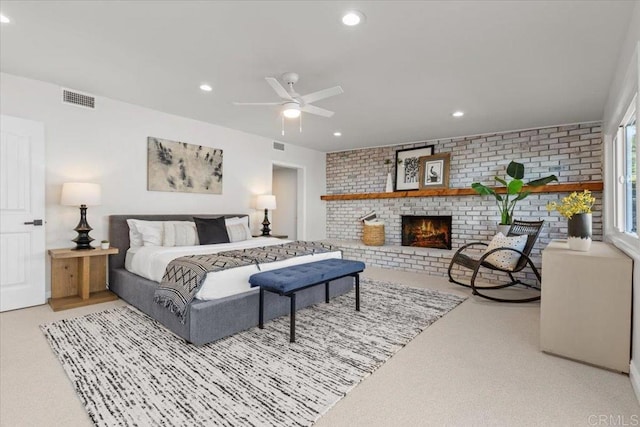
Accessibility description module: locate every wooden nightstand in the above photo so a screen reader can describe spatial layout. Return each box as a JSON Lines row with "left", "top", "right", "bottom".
{"left": 48, "top": 247, "right": 119, "bottom": 311}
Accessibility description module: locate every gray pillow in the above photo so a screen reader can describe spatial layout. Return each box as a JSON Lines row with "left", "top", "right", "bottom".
{"left": 193, "top": 217, "right": 230, "bottom": 245}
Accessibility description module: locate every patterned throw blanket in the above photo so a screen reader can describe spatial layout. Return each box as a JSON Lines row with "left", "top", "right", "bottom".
{"left": 154, "top": 241, "right": 339, "bottom": 322}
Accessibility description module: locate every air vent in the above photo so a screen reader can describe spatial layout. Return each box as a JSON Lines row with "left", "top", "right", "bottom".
{"left": 62, "top": 88, "right": 95, "bottom": 109}
{"left": 273, "top": 141, "right": 285, "bottom": 151}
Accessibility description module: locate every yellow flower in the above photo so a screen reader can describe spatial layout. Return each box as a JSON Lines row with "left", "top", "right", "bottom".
{"left": 546, "top": 190, "right": 596, "bottom": 219}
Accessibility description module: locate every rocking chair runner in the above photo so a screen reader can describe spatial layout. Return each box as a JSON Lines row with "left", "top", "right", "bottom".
{"left": 447, "top": 220, "right": 544, "bottom": 303}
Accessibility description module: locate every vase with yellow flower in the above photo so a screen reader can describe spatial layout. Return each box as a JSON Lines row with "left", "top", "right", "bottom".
{"left": 546, "top": 190, "right": 596, "bottom": 251}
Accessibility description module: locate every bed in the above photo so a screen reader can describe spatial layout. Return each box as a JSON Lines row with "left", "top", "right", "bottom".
{"left": 108, "top": 214, "right": 354, "bottom": 345}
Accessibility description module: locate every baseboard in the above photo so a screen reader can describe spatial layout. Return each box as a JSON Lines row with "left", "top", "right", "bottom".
{"left": 629, "top": 359, "right": 640, "bottom": 404}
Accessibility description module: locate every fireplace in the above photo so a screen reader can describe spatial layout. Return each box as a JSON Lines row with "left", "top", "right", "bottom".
{"left": 401, "top": 215, "right": 452, "bottom": 249}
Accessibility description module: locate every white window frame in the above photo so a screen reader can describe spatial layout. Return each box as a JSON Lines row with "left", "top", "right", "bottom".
{"left": 612, "top": 93, "right": 639, "bottom": 243}
{"left": 625, "top": 96, "right": 637, "bottom": 236}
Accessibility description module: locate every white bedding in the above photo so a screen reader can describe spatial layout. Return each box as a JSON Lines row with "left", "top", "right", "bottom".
{"left": 125, "top": 237, "right": 342, "bottom": 300}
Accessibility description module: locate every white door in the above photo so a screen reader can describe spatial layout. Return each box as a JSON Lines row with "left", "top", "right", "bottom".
{"left": 0, "top": 115, "right": 46, "bottom": 312}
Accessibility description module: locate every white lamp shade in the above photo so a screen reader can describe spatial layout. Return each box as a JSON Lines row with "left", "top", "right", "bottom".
{"left": 256, "top": 194, "right": 276, "bottom": 210}
{"left": 61, "top": 182, "right": 102, "bottom": 206}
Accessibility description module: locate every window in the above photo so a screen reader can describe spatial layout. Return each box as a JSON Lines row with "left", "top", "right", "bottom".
{"left": 624, "top": 115, "right": 637, "bottom": 233}
{"left": 615, "top": 95, "right": 638, "bottom": 236}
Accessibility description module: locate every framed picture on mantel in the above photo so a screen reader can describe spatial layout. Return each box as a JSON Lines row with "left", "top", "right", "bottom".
{"left": 418, "top": 153, "right": 450, "bottom": 189}
{"left": 394, "top": 146, "right": 434, "bottom": 191}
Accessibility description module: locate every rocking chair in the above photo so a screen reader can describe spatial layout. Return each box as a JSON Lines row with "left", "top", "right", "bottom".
{"left": 447, "top": 220, "right": 544, "bottom": 303}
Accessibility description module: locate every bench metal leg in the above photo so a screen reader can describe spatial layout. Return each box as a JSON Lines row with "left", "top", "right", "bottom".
{"left": 355, "top": 274, "right": 360, "bottom": 311}
{"left": 290, "top": 293, "right": 296, "bottom": 343}
{"left": 259, "top": 287, "right": 264, "bottom": 329}
{"left": 325, "top": 282, "right": 330, "bottom": 303}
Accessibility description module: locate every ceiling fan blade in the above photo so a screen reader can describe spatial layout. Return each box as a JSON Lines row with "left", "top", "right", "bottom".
{"left": 233, "top": 102, "right": 281, "bottom": 106}
{"left": 300, "top": 86, "right": 344, "bottom": 104}
{"left": 265, "top": 77, "right": 293, "bottom": 100}
{"left": 301, "top": 104, "right": 334, "bottom": 118}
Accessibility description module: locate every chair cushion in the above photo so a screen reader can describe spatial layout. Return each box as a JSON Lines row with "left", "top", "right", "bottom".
{"left": 249, "top": 259, "right": 365, "bottom": 294}
{"left": 483, "top": 232, "right": 528, "bottom": 271}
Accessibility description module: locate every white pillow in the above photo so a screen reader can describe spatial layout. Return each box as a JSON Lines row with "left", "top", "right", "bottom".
{"left": 163, "top": 221, "right": 199, "bottom": 246}
{"left": 225, "top": 216, "right": 252, "bottom": 241}
{"left": 135, "top": 221, "right": 164, "bottom": 247}
{"left": 226, "top": 223, "right": 249, "bottom": 242}
{"left": 164, "top": 221, "right": 200, "bottom": 246}
{"left": 483, "top": 232, "right": 528, "bottom": 271}
{"left": 225, "top": 217, "right": 242, "bottom": 224}
{"left": 127, "top": 219, "right": 164, "bottom": 247}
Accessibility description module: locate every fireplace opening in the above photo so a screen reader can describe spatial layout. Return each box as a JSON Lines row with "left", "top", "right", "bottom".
{"left": 401, "top": 215, "right": 452, "bottom": 249}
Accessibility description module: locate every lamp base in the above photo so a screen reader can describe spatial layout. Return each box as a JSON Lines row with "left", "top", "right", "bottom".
{"left": 72, "top": 205, "right": 95, "bottom": 250}
{"left": 261, "top": 208, "right": 271, "bottom": 236}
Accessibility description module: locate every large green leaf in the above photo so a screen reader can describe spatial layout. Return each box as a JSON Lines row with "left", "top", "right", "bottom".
{"left": 527, "top": 175, "right": 558, "bottom": 186}
{"left": 506, "top": 161, "right": 525, "bottom": 179}
{"left": 507, "top": 179, "right": 523, "bottom": 195}
{"left": 494, "top": 176, "right": 508, "bottom": 186}
{"left": 471, "top": 183, "right": 495, "bottom": 196}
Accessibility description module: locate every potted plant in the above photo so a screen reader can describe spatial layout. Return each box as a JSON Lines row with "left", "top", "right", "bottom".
{"left": 100, "top": 240, "right": 110, "bottom": 250}
{"left": 471, "top": 161, "right": 558, "bottom": 233}
{"left": 546, "top": 190, "right": 595, "bottom": 251}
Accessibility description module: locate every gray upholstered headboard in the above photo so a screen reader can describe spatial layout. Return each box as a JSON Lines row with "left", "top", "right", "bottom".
{"left": 108, "top": 214, "right": 248, "bottom": 272}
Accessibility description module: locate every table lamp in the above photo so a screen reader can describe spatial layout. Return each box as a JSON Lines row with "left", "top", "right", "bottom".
{"left": 256, "top": 195, "right": 277, "bottom": 236}
{"left": 61, "top": 182, "right": 101, "bottom": 250}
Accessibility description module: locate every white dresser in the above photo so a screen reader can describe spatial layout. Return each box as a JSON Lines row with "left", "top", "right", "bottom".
{"left": 540, "top": 240, "right": 633, "bottom": 373}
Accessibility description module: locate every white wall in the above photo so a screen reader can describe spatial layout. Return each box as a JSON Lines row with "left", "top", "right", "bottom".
{"left": 601, "top": 1, "right": 640, "bottom": 401}
{"left": 0, "top": 72, "right": 327, "bottom": 294}
{"left": 272, "top": 167, "right": 298, "bottom": 239}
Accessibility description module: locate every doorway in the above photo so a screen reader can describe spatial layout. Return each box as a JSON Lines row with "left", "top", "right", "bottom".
{"left": 1, "top": 115, "right": 46, "bottom": 311}
{"left": 272, "top": 164, "right": 302, "bottom": 240}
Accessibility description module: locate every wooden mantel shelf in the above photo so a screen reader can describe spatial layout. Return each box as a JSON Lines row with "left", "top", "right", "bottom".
{"left": 320, "top": 181, "right": 603, "bottom": 201}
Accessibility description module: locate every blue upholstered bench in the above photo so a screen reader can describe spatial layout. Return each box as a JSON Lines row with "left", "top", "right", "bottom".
{"left": 249, "top": 258, "right": 366, "bottom": 342}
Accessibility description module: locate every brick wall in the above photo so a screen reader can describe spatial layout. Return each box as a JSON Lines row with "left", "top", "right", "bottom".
{"left": 325, "top": 122, "right": 603, "bottom": 282}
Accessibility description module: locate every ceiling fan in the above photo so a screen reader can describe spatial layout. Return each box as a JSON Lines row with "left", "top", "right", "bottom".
{"left": 233, "top": 72, "right": 343, "bottom": 119}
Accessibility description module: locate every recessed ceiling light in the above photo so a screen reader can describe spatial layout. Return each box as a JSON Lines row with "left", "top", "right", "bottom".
{"left": 0, "top": 14, "right": 10, "bottom": 24}
{"left": 452, "top": 111, "right": 464, "bottom": 117}
{"left": 342, "top": 10, "right": 365, "bottom": 26}
{"left": 199, "top": 84, "right": 212, "bottom": 92}
{"left": 333, "top": 132, "right": 342, "bottom": 137}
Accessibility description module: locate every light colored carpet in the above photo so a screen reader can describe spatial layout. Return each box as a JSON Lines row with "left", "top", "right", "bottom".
{"left": 1, "top": 267, "right": 639, "bottom": 426}
{"left": 39, "top": 279, "right": 464, "bottom": 426}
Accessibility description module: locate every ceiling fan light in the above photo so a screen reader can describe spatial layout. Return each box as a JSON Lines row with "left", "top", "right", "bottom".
{"left": 283, "top": 103, "right": 301, "bottom": 119}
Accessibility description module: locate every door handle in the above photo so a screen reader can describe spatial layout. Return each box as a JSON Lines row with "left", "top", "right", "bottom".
{"left": 24, "top": 219, "right": 43, "bottom": 226}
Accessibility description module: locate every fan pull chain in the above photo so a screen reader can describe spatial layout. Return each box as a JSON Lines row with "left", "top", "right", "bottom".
{"left": 281, "top": 115, "right": 285, "bottom": 136}
{"left": 299, "top": 114, "right": 302, "bottom": 133}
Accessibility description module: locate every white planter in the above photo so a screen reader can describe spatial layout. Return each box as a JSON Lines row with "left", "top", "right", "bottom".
{"left": 385, "top": 173, "right": 394, "bottom": 193}
{"left": 497, "top": 224, "right": 511, "bottom": 235}
{"left": 101, "top": 242, "right": 110, "bottom": 250}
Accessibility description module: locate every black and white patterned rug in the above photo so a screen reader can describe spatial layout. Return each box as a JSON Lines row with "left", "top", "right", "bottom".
{"left": 41, "top": 279, "right": 466, "bottom": 427}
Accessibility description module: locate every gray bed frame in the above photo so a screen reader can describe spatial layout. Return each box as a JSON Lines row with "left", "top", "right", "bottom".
{"left": 108, "top": 214, "right": 353, "bottom": 346}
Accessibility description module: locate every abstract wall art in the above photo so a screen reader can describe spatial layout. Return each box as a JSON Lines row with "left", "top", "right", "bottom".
{"left": 147, "top": 137, "right": 223, "bottom": 194}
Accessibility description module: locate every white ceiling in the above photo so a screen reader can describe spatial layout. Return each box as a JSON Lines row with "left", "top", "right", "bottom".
{"left": 0, "top": 1, "right": 635, "bottom": 152}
